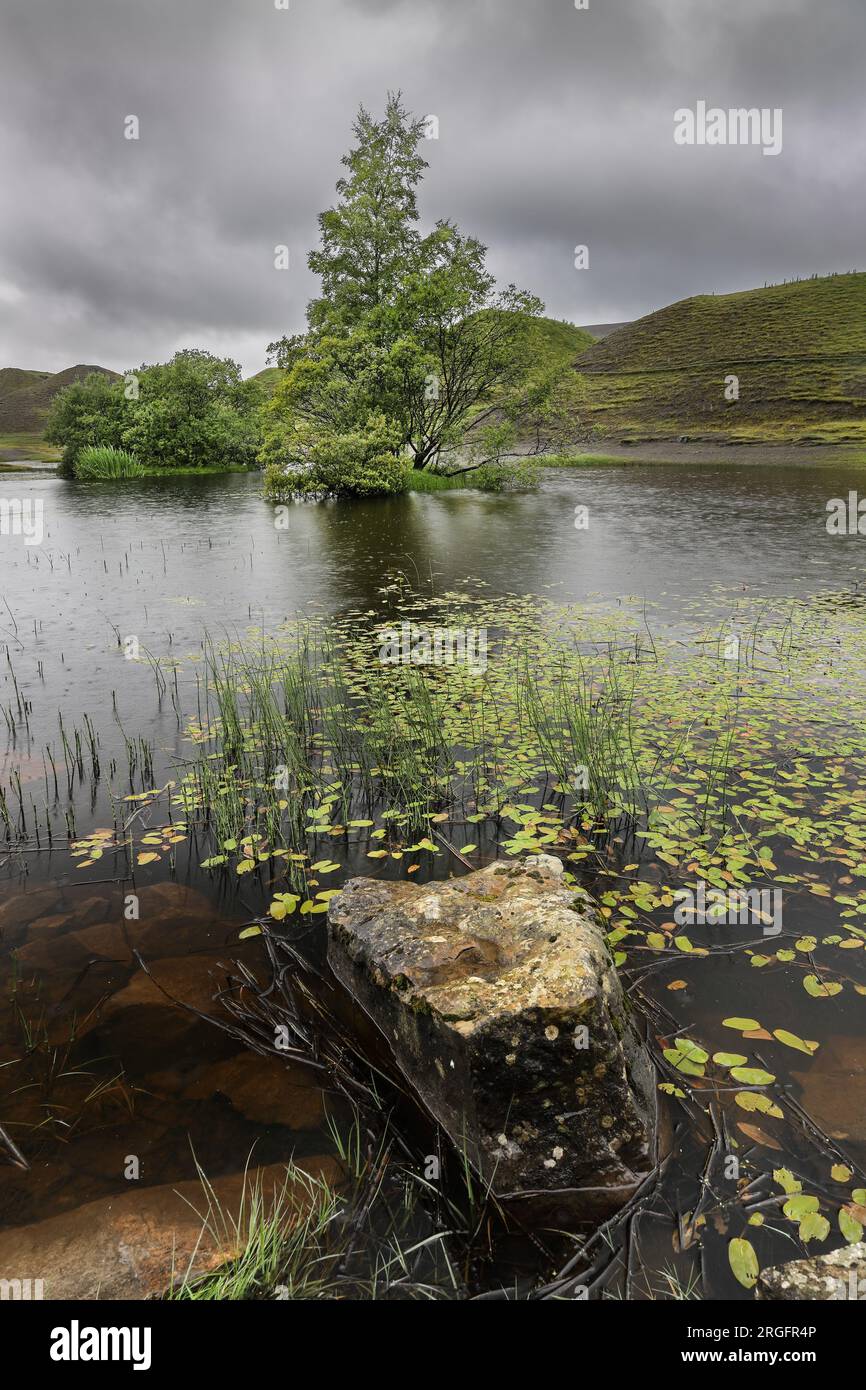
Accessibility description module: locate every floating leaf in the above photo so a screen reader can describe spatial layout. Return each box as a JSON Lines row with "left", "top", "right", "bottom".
{"left": 735, "top": 1092, "right": 783, "bottom": 1119}
{"left": 773, "top": 1169, "right": 802, "bottom": 1195}
{"left": 268, "top": 893, "right": 300, "bottom": 921}
{"left": 238, "top": 925, "right": 263, "bottom": 940}
{"left": 804, "top": 975, "right": 842, "bottom": 998}
{"left": 839, "top": 1207, "right": 864, "bottom": 1244}
{"left": 799, "top": 1212, "right": 830, "bottom": 1244}
{"left": 782, "top": 1195, "right": 819, "bottom": 1220}
{"left": 137, "top": 852, "right": 159, "bottom": 866}
{"left": 730, "top": 1066, "right": 776, "bottom": 1086}
{"left": 728, "top": 1237, "right": 759, "bottom": 1290}
{"left": 831, "top": 1164, "right": 852, "bottom": 1183}
{"left": 664, "top": 1041, "right": 706, "bottom": 1078}
{"left": 772, "top": 1029, "right": 819, "bottom": 1056}
{"left": 713, "top": 1052, "right": 748, "bottom": 1067}
{"left": 723, "top": 1017, "right": 761, "bottom": 1033}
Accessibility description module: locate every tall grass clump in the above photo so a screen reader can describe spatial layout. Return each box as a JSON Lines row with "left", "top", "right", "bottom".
{"left": 74, "top": 445, "right": 144, "bottom": 480}
{"left": 516, "top": 649, "right": 641, "bottom": 825}
{"left": 168, "top": 1125, "right": 461, "bottom": 1301}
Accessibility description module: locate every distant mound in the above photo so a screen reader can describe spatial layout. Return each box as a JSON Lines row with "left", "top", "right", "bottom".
{"left": 0, "top": 368, "right": 53, "bottom": 398}
{"left": 0, "top": 364, "right": 120, "bottom": 460}
{"left": 502, "top": 313, "right": 595, "bottom": 376}
{"left": 0, "top": 364, "right": 120, "bottom": 435}
{"left": 575, "top": 272, "right": 866, "bottom": 444}
{"left": 248, "top": 366, "right": 285, "bottom": 395}
{"left": 577, "top": 322, "right": 630, "bottom": 340}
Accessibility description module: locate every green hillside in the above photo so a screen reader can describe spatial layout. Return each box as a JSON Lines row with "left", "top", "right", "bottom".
{"left": 512, "top": 313, "right": 595, "bottom": 371}
{"left": 575, "top": 272, "right": 866, "bottom": 444}
{"left": 249, "top": 366, "right": 285, "bottom": 395}
{"left": 0, "top": 364, "right": 119, "bottom": 460}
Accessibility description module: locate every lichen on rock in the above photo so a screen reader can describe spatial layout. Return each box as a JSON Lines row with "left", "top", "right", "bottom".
{"left": 327, "top": 854, "right": 655, "bottom": 1203}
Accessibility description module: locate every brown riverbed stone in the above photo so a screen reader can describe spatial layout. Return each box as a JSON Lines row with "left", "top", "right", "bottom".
{"left": 102, "top": 954, "right": 229, "bottom": 1018}
{"left": 181, "top": 1052, "right": 324, "bottom": 1129}
{"left": 0, "top": 1156, "right": 342, "bottom": 1300}
{"left": 791, "top": 1035, "right": 866, "bottom": 1145}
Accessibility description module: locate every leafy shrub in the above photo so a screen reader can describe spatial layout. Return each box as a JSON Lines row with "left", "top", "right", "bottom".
{"left": 459, "top": 458, "right": 540, "bottom": 491}
{"left": 264, "top": 414, "right": 408, "bottom": 500}
{"left": 74, "top": 445, "right": 144, "bottom": 480}
{"left": 48, "top": 351, "right": 262, "bottom": 474}
{"left": 46, "top": 372, "right": 126, "bottom": 475}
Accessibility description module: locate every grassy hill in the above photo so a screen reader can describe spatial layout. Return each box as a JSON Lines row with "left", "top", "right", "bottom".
{"left": 249, "top": 366, "right": 285, "bottom": 395}
{"left": 578, "top": 321, "right": 630, "bottom": 340}
{"left": 575, "top": 272, "right": 866, "bottom": 444}
{"left": 0, "top": 364, "right": 119, "bottom": 461}
{"left": 513, "top": 314, "right": 595, "bottom": 370}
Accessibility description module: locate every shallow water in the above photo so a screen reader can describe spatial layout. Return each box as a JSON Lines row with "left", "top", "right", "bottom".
{"left": 1, "top": 458, "right": 865, "bottom": 1298}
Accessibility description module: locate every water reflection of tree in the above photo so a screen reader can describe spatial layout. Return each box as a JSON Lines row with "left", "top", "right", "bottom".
{"left": 300, "top": 489, "right": 541, "bottom": 612}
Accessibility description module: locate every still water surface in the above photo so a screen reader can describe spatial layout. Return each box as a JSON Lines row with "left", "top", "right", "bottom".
{"left": 1, "top": 456, "right": 865, "bottom": 1297}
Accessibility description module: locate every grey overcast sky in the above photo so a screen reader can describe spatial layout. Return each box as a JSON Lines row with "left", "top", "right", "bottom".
{"left": 0, "top": 0, "right": 862, "bottom": 375}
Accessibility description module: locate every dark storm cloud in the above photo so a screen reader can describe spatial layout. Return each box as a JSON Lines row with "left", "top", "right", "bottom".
{"left": 0, "top": 0, "right": 862, "bottom": 373}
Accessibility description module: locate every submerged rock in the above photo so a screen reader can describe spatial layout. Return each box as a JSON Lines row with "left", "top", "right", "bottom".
{"left": 181, "top": 1052, "right": 324, "bottom": 1129}
{"left": 0, "top": 1157, "right": 341, "bottom": 1299}
{"left": 791, "top": 1035, "right": 866, "bottom": 1146}
{"left": 327, "top": 855, "right": 655, "bottom": 1202}
{"left": 757, "top": 1242, "right": 866, "bottom": 1300}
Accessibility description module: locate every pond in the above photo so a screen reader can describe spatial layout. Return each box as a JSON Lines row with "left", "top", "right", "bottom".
{"left": 2, "top": 453, "right": 865, "bottom": 1299}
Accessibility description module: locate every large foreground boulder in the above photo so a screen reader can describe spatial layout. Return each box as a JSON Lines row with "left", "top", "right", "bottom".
{"left": 758, "top": 1242, "right": 866, "bottom": 1300}
{"left": 327, "top": 855, "right": 655, "bottom": 1204}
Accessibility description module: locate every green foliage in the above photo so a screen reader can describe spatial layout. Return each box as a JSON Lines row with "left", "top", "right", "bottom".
{"left": 121, "top": 350, "right": 261, "bottom": 471}
{"left": 263, "top": 94, "right": 584, "bottom": 495}
{"left": 264, "top": 412, "right": 407, "bottom": 499}
{"left": 306, "top": 93, "right": 429, "bottom": 333}
{"left": 74, "top": 445, "right": 143, "bottom": 479}
{"left": 405, "top": 465, "right": 533, "bottom": 493}
{"left": 47, "top": 350, "right": 262, "bottom": 473}
{"left": 46, "top": 372, "right": 126, "bottom": 474}
{"left": 456, "top": 458, "right": 540, "bottom": 491}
